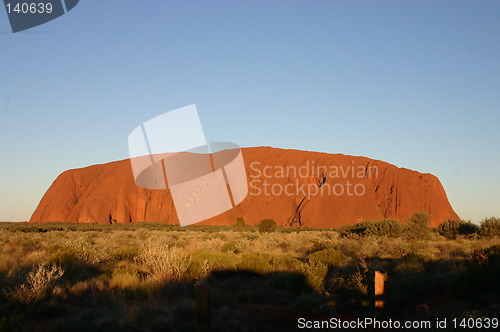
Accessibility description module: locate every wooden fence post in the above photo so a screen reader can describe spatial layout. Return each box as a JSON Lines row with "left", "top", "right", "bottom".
{"left": 373, "top": 270, "right": 385, "bottom": 316}
{"left": 197, "top": 284, "right": 211, "bottom": 332}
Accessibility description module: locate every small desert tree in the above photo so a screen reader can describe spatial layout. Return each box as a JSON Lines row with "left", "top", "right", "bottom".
{"left": 258, "top": 219, "right": 277, "bottom": 233}
{"left": 406, "top": 211, "right": 431, "bottom": 239}
{"left": 235, "top": 216, "right": 246, "bottom": 229}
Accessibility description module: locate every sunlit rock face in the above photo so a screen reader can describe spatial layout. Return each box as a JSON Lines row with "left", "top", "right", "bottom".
{"left": 30, "top": 147, "right": 458, "bottom": 227}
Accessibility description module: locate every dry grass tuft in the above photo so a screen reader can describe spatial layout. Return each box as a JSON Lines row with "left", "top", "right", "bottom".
{"left": 136, "top": 244, "right": 190, "bottom": 283}
{"left": 7, "top": 264, "right": 64, "bottom": 303}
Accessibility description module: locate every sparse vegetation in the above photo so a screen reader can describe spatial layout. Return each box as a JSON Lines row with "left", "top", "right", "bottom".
{"left": 0, "top": 220, "right": 498, "bottom": 330}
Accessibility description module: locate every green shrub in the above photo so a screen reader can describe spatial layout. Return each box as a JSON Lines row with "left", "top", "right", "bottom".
{"left": 338, "top": 225, "right": 361, "bottom": 238}
{"left": 301, "top": 261, "right": 328, "bottom": 293}
{"left": 238, "top": 253, "right": 275, "bottom": 274}
{"left": 258, "top": 219, "right": 277, "bottom": 233}
{"left": 110, "top": 266, "right": 140, "bottom": 289}
{"left": 48, "top": 249, "right": 79, "bottom": 266}
{"left": 188, "top": 251, "right": 239, "bottom": 275}
{"left": 236, "top": 253, "right": 301, "bottom": 275}
{"left": 267, "top": 255, "right": 302, "bottom": 271}
{"left": 111, "top": 246, "right": 141, "bottom": 261}
{"left": 438, "top": 219, "right": 479, "bottom": 239}
{"left": 406, "top": 211, "right": 431, "bottom": 239}
{"left": 221, "top": 241, "right": 244, "bottom": 254}
{"left": 339, "top": 219, "right": 405, "bottom": 238}
{"left": 393, "top": 253, "right": 431, "bottom": 273}
{"left": 306, "top": 240, "right": 330, "bottom": 254}
{"left": 479, "top": 217, "right": 500, "bottom": 237}
{"left": 307, "top": 248, "right": 347, "bottom": 267}
{"left": 369, "top": 219, "right": 405, "bottom": 237}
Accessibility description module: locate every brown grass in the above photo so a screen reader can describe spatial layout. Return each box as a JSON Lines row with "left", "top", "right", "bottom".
{"left": 0, "top": 222, "right": 498, "bottom": 330}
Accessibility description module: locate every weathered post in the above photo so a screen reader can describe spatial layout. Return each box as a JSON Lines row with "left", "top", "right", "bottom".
{"left": 197, "top": 283, "right": 211, "bottom": 332}
{"left": 373, "top": 271, "right": 385, "bottom": 316}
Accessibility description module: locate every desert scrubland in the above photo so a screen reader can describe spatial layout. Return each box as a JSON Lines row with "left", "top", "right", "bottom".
{"left": 0, "top": 216, "right": 499, "bottom": 331}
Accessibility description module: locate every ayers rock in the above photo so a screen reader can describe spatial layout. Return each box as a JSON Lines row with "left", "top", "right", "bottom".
{"left": 30, "top": 147, "right": 458, "bottom": 227}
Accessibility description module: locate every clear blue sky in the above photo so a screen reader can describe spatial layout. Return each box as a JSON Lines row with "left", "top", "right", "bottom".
{"left": 0, "top": 1, "right": 499, "bottom": 222}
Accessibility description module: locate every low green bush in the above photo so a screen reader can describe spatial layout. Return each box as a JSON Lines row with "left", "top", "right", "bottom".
{"left": 111, "top": 246, "right": 141, "bottom": 261}
{"left": 339, "top": 219, "right": 405, "bottom": 238}
{"left": 437, "top": 219, "right": 479, "bottom": 239}
{"left": 393, "top": 252, "right": 433, "bottom": 273}
{"left": 220, "top": 241, "right": 244, "bottom": 254}
{"left": 479, "top": 217, "right": 500, "bottom": 237}
{"left": 238, "top": 253, "right": 275, "bottom": 274}
{"left": 300, "top": 261, "right": 328, "bottom": 293}
{"left": 188, "top": 251, "right": 239, "bottom": 275}
{"left": 110, "top": 266, "right": 140, "bottom": 289}
{"left": 368, "top": 219, "right": 405, "bottom": 237}
{"left": 307, "top": 248, "right": 347, "bottom": 267}
{"left": 47, "top": 249, "right": 79, "bottom": 266}
{"left": 257, "top": 219, "right": 277, "bottom": 233}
